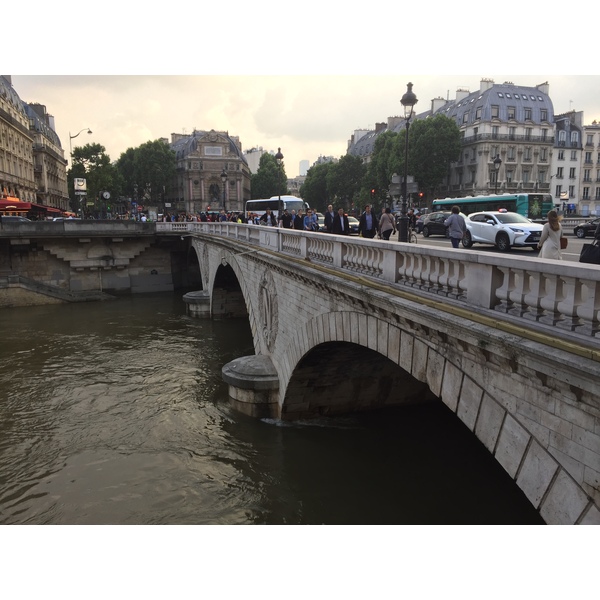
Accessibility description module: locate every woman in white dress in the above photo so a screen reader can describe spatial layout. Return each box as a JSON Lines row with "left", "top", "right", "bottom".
{"left": 537, "top": 210, "right": 563, "bottom": 259}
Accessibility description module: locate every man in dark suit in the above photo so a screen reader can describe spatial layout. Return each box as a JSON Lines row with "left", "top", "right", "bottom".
{"left": 331, "top": 208, "right": 350, "bottom": 235}
{"left": 279, "top": 209, "right": 293, "bottom": 228}
{"left": 358, "top": 204, "right": 378, "bottom": 238}
{"left": 324, "top": 204, "right": 336, "bottom": 233}
{"left": 292, "top": 210, "right": 304, "bottom": 230}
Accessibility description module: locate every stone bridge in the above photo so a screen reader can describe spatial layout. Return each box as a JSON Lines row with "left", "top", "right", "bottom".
{"left": 167, "top": 221, "right": 600, "bottom": 525}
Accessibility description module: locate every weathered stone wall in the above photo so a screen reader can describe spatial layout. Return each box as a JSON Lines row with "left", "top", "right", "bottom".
{"left": 194, "top": 235, "right": 600, "bottom": 524}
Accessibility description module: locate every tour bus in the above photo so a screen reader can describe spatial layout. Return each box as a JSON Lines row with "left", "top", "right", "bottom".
{"left": 431, "top": 193, "right": 553, "bottom": 221}
{"left": 245, "top": 196, "right": 309, "bottom": 220}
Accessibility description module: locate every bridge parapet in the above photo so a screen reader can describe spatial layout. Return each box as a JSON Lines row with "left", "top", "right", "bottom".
{"left": 159, "top": 221, "right": 600, "bottom": 349}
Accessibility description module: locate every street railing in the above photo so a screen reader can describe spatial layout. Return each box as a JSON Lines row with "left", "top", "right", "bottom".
{"left": 172, "top": 222, "right": 600, "bottom": 343}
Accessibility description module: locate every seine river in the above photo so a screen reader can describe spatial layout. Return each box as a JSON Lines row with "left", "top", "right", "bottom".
{"left": 0, "top": 292, "right": 543, "bottom": 525}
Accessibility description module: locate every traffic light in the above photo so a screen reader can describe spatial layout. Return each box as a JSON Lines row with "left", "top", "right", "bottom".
{"left": 371, "top": 188, "right": 376, "bottom": 198}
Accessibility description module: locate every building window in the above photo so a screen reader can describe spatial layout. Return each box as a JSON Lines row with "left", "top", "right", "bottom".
{"left": 585, "top": 151, "right": 593, "bottom": 163}
{"left": 571, "top": 150, "right": 578, "bottom": 161}
{"left": 557, "top": 167, "right": 564, "bottom": 179}
{"left": 524, "top": 147, "right": 532, "bottom": 161}
{"left": 506, "top": 169, "right": 513, "bottom": 183}
{"left": 570, "top": 167, "right": 576, "bottom": 179}
{"left": 583, "top": 187, "right": 590, "bottom": 200}
{"left": 541, "top": 129, "right": 548, "bottom": 141}
{"left": 540, "top": 148, "right": 548, "bottom": 162}
{"left": 525, "top": 128, "right": 532, "bottom": 140}
{"left": 587, "top": 134, "right": 594, "bottom": 146}
{"left": 463, "top": 112, "right": 469, "bottom": 123}
{"left": 541, "top": 109, "right": 548, "bottom": 122}
{"left": 558, "top": 130, "right": 566, "bottom": 146}
{"left": 571, "top": 131, "right": 579, "bottom": 145}
{"left": 491, "top": 105, "right": 499, "bottom": 118}
{"left": 555, "top": 185, "right": 562, "bottom": 198}
{"left": 509, "top": 126, "right": 516, "bottom": 140}
{"left": 507, "top": 106, "right": 516, "bottom": 120}
{"left": 492, "top": 126, "right": 499, "bottom": 138}
{"left": 475, "top": 107, "right": 482, "bottom": 120}
{"left": 524, "top": 108, "right": 532, "bottom": 120}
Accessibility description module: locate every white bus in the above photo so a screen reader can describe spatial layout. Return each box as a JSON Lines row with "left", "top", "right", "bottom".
{"left": 245, "top": 196, "right": 309, "bottom": 219}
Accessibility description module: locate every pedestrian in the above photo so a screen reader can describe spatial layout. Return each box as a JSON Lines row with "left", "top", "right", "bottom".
{"left": 259, "top": 208, "right": 277, "bottom": 226}
{"left": 303, "top": 209, "right": 318, "bottom": 232}
{"left": 293, "top": 210, "right": 304, "bottom": 230}
{"left": 279, "top": 208, "right": 293, "bottom": 228}
{"left": 378, "top": 207, "right": 396, "bottom": 241}
{"left": 443, "top": 205, "right": 466, "bottom": 248}
{"left": 537, "top": 209, "right": 563, "bottom": 260}
{"left": 331, "top": 208, "right": 350, "bottom": 235}
{"left": 324, "top": 204, "right": 336, "bottom": 233}
{"left": 358, "top": 204, "right": 378, "bottom": 238}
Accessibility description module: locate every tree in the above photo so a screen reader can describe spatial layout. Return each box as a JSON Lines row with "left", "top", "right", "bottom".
{"left": 409, "top": 114, "right": 462, "bottom": 199}
{"left": 326, "top": 154, "right": 366, "bottom": 210}
{"left": 115, "top": 140, "right": 176, "bottom": 205}
{"left": 363, "top": 131, "right": 402, "bottom": 211}
{"left": 250, "top": 153, "right": 287, "bottom": 199}
{"left": 300, "top": 162, "right": 332, "bottom": 211}
{"left": 68, "top": 143, "right": 119, "bottom": 215}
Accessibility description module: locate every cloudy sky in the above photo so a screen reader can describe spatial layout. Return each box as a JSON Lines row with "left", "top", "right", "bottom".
{"left": 8, "top": 3, "right": 599, "bottom": 179}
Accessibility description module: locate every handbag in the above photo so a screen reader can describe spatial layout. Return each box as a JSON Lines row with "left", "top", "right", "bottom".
{"left": 579, "top": 241, "right": 600, "bottom": 264}
{"left": 560, "top": 236, "right": 568, "bottom": 250}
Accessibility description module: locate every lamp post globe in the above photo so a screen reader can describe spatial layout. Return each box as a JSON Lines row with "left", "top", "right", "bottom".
{"left": 398, "top": 83, "right": 418, "bottom": 243}
{"left": 275, "top": 147, "right": 284, "bottom": 218}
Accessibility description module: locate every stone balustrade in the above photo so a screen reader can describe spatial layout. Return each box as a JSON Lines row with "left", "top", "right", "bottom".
{"left": 158, "top": 221, "right": 600, "bottom": 348}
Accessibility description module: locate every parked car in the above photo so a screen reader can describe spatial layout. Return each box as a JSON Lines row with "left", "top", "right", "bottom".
{"left": 347, "top": 216, "right": 360, "bottom": 235}
{"left": 462, "top": 211, "right": 543, "bottom": 251}
{"left": 0, "top": 215, "right": 31, "bottom": 222}
{"left": 415, "top": 214, "right": 425, "bottom": 234}
{"left": 422, "top": 211, "right": 452, "bottom": 237}
{"left": 573, "top": 217, "right": 600, "bottom": 238}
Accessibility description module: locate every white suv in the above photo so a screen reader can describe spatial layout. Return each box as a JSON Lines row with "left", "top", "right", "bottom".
{"left": 462, "top": 211, "right": 543, "bottom": 252}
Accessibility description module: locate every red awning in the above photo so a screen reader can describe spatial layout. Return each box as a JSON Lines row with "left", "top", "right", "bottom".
{"left": 0, "top": 199, "right": 32, "bottom": 211}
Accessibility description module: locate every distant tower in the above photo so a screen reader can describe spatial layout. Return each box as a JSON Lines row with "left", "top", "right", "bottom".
{"left": 299, "top": 160, "right": 309, "bottom": 176}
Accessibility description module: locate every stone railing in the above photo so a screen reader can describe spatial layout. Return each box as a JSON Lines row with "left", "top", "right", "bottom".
{"left": 156, "top": 222, "right": 600, "bottom": 344}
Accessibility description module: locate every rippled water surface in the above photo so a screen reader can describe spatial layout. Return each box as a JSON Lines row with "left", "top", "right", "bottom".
{"left": 0, "top": 292, "right": 543, "bottom": 524}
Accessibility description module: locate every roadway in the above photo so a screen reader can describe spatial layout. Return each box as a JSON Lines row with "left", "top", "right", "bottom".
{"left": 409, "top": 232, "right": 593, "bottom": 263}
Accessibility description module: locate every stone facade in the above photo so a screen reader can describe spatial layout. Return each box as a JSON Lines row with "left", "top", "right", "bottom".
{"left": 186, "top": 227, "right": 600, "bottom": 524}
{"left": 169, "top": 129, "right": 251, "bottom": 215}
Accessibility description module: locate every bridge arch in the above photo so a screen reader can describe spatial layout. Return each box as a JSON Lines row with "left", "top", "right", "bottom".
{"left": 278, "top": 309, "right": 597, "bottom": 524}
{"left": 185, "top": 229, "right": 600, "bottom": 524}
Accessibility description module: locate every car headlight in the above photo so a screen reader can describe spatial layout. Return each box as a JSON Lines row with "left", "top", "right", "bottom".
{"left": 509, "top": 227, "right": 524, "bottom": 233}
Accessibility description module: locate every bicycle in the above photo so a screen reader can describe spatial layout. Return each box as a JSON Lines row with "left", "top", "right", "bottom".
{"left": 408, "top": 227, "right": 418, "bottom": 244}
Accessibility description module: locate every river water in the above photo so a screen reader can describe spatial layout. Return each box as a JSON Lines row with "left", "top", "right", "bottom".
{"left": 0, "top": 292, "right": 543, "bottom": 525}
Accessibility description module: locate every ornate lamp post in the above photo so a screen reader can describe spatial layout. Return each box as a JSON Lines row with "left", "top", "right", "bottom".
{"left": 398, "top": 83, "right": 418, "bottom": 242}
{"left": 69, "top": 128, "right": 92, "bottom": 164}
{"left": 275, "top": 147, "right": 284, "bottom": 219}
{"left": 493, "top": 154, "right": 502, "bottom": 194}
{"left": 220, "top": 168, "right": 227, "bottom": 212}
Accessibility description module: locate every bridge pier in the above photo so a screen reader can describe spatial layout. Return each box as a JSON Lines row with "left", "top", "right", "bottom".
{"left": 183, "top": 290, "right": 211, "bottom": 318}
{"left": 221, "top": 355, "right": 280, "bottom": 418}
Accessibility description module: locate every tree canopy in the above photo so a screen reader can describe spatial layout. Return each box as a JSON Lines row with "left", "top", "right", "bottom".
{"left": 250, "top": 153, "right": 287, "bottom": 199}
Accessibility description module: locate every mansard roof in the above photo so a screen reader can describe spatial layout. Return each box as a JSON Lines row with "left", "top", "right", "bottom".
{"left": 0, "top": 75, "right": 28, "bottom": 119}
{"left": 347, "top": 80, "right": 555, "bottom": 160}
{"left": 23, "top": 103, "right": 62, "bottom": 147}
{"left": 171, "top": 129, "right": 248, "bottom": 165}
{"left": 434, "top": 82, "right": 554, "bottom": 125}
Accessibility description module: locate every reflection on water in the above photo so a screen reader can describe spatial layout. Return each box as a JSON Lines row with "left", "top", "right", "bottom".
{"left": 0, "top": 292, "right": 543, "bottom": 524}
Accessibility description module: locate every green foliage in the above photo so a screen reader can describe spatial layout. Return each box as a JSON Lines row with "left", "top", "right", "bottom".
{"left": 300, "top": 162, "right": 331, "bottom": 212}
{"left": 115, "top": 139, "right": 176, "bottom": 203}
{"left": 251, "top": 153, "right": 287, "bottom": 199}
{"left": 409, "top": 114, "right": 462, "bottom": 199}
{"left": 68, "top": 143, "right": 119, "bottom": 212}
{"left": 300, "top": 156, "right": 365, "bottom": 212}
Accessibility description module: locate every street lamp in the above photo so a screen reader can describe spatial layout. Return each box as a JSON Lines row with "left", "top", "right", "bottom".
{"left": 398, "top": 83, "right": 418, "bottom": 243}
{"left": 220, "top": 168, "right": 227, "bottom": 212}
{"left": 493, "top": 154, "right": 502, "bottom": 194}
{"left": 69, "top": 128, "right": 92, "bottom": 163}
{"left": 275, "top": 147, "right": 284, "bottom": 220}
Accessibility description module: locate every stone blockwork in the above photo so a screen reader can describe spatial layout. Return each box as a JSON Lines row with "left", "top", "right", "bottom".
{"left": 192, "top": 234, "right": 600, "bottom": 525}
